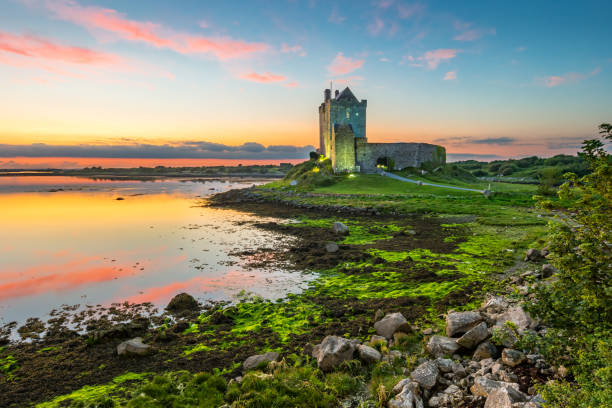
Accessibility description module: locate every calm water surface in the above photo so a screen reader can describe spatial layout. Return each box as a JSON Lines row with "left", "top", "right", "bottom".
{"left": 0, "top": 176, "right": 311, "bottom": 325}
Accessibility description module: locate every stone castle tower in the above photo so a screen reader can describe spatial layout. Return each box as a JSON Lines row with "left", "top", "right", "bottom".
{"left": 318, "top": 87, "right": 446, "bottom": 173}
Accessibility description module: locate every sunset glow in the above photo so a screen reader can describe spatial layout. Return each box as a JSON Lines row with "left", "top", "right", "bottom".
{"left": 1, "top": 0, "right": 611, "bottom": 167}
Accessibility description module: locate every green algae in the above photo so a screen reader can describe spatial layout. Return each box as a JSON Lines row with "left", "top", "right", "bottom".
{"left": 36, "top": 372, "right": 150, "bottom": 408}
{"left": 294, "top": 216, "right": 403, "bottom": 245}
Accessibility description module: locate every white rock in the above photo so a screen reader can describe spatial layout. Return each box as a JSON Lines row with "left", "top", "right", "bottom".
{"left": 456, "top": 321, "right": 489, "bottom": 349}
{"left": 446, "top": 311, "right": 483, "bottom": 337}
{"left": 357, "top": 344, "right": 382, "bottom": 364}
{"left": 427, "top": 335, "right": 460, "bottom": 357}
{"left": 410, "top": 361, "right": 439, "bottom": 390}
{"left": 311, "top": 335, "right": 355, "bottom": 371}
{"left": 388, "top": 381, "right": 423, "bottom": 408}
{"left": 374, "top": 312, "right": 411, "bottom": 339}
{"left": 243, "top": 351, "right": 280, "bottom": 371}
{"left": 331, "top": 222, "right": 349, "bottom": 234}
{"left": 117, "top": 337, "right": 150, "bottom": 356}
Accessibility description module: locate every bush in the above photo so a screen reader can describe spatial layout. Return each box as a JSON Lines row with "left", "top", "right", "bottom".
{"left": 536, "top": 167, "right": 563, "bottom": 196}
{"left": 528, "top": 123, "right": 612, "bottom": 407}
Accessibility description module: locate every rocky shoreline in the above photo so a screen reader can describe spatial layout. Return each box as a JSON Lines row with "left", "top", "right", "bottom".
{"left": 1, "top": 187, "right": 556, "bottom": 407}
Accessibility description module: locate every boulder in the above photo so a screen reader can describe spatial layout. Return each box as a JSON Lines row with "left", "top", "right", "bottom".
{"left": 456, "top": 321, "right": 489, "bottom": 349}
{"left": 374, "top": 312, "right": 411, "bottom": 339}
{"left": 427, "top": 335, "right": 460, "bottom": 357}
{"left": 312, "top": 335, "right": 355, "bottom": 371}
{"left": 541, "top": 264, "right": 557, "bottom": 278}
{"left": 117, "top": 337, "right": 150, "bottom": 356}
{"left": 481, "top": 296, "right": 509, "bottom": 314}
{"left": 166, "top": 293, "right": 198, "bottom": 313}
{"left": 494, "top": 306, "right": 532, "bottom": 331}
{"left": 446, "top": 311, "right": 483, "bottom": 337}
{"left": 435, "top": 358, "right": 453, "bottom": 373}
{"left": 325, "top": 242, "right": 339, "bottom": 253}
{"left": 470, "top": 376, "right": 522, "bottom": 398}
{"left": 473, "top": 341, "right": 498, "bottom": 361}
{"left": 392, "top": 378, "right": 411, "bottom": 395}
{"left": 524, "top": 249, "right": 543, "bottom": 262}
{"left": 374, "top": 309, "right": 385, "bottom": 322}
{"left": 501, "top": 348, "right": 526, "bottom": 367}
{"left": 243, "top": 351, "right": 280, "bottom": 372}
{"left": 332, "top": 222, "right": 349, "bottom": 235}
{"left": 357, "top": 344, "right": 381, "bottom": 364}
{"left": 388, "top": 381, "right": 423, "bottom": 408}
{"left": 410, "top": 361, "right": 439, "bottom": 390}
{"left": 484, "top": 388, "right": 513, "bottom": 408}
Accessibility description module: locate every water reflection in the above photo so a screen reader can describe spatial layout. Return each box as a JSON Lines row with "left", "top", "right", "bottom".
{"left": 0, "top": 176, "right": 311, "bottom": 325}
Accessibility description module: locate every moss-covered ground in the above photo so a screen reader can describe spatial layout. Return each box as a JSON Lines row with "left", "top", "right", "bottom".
{"left": 2, "top": 170, "right": 551, "bottom": 407}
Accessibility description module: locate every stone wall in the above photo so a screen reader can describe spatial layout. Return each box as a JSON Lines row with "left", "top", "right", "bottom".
{"left": 332, "top": 124, "right": 357, "bottom": 172}
{"left": 356, "top": 142, "right": 445, "bottom": 173}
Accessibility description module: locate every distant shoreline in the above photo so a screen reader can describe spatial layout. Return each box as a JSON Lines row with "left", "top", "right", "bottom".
{"left": 0, "top": 164, "right": 294, "bottom": 179}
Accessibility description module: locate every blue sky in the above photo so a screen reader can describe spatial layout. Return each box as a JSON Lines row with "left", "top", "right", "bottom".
{"left": 0, "top": 0, "right": 611, "bottom": 163}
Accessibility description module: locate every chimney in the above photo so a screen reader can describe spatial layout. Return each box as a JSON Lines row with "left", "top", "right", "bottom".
{"left": 335, "top": 90, "right": 339, "bottom": 99}
{"left": 324, "top": 89, "right": 331, "bottom": 101}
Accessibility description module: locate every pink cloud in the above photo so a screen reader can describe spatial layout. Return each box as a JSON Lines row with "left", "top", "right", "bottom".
{"left": 542, "top": 67, "right": 600, "bottom": 87}
{"left": 283, "top": 81, "right": 299, "bottom": 88}
{"left": 420, "top": 48, "right": 459, "bottom": 69}
{"left": 368, "top": 17, "right": 385, "bottom": 36}
{"left": 240, "top": 71, "right": 286, "bottom": 83}
{"left": 397, "top": 2, "right": 426, "bottom": 19}
{"left": 443, "top": 70, "right": 456, "bottom": 80}
{"left": 454, "top": 28, "right": 495, "bottom": 42}
{"left": 43, "top": 0, "right": 268, "bottom": 60}
{"left": 376, "top": 0, "right": 394, "bottom": 9}
{"left": 0, "top": 30, "right": 122, "bottom": 65}
{"left": 281, "top": 43, "right": 306, "bottom": 56}
{"left": 328, "top": 52, "right": 364, "bottom": 75}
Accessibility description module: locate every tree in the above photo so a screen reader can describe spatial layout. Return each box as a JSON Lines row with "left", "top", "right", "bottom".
{"left": 528, "top": 123, "right": 611, "bottom": 407}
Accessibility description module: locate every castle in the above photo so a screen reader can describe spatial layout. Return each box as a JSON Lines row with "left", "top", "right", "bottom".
{"left": 318, "top": 87, "right": 446, "bottom": 173}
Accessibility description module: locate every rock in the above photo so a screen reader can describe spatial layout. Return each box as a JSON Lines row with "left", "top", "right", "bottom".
{"left": 117, "top": 337, "right": 151, "bottom": 356}
{"left": 494, "top": 306, "right": 532, "bottom": 331}
{"left": 325, "top": 242, "right": 339, "bottom": 253}
{"left": 243, "top": 351, "right": 280, "bottom": 372}
{"left": 388, "top": 381, "right": 423, "bottom": 408}
{"left": 481, "top": 296, "right": 509, "bottom": 314}
{"left": 357, "top": 344, "right": 381, "bottom": 364}
{"left": 312, "top": 335, "right": 355, "bottom": 371}
{"left": 289, "top": 180, "right": 298, "bottom": 186}
{"left": 410, "top": 361, "right": 439, "bottom": 390}
{"left": 435, "top": 358, "right": 453, "bottom": 373}
{"left": 541, "top": 264, "right": 556, "bottom": 278}
{"left": 427, "top": 335, "right": 460, "bottom": 357}
{"left": 456, "top": 321, "right": 489, "bottom": 349}
{"left": 473, "top": 341, "right": 498, "bottom": 361}
{"left": 524, "top": 249, "right": 543, "bottom": 262}
{"left": 392, "top": 378, "right": 411, "bottom": 395}
{"left": 422, "top": 328, "right": 433, "bottom": 335}
{"left": 484, "top": 387, "right": 513, "bottom": 408}
{"left": 374, "top": 312, "right": 411, "bottom": 339}
{"left": 502, "top": 349, "right": 526, "bottom": 367}
{"left": 370, "top": 334, "right": 387, "bottom": 347}
{"left": 166, "top": 293, "right": 198, "bottom": 313}
{"left": 484, "top": 385, "right": 528, "bottom": 407}
{"left": 451, "top": 361, "right": 467, "bottom": 378}
{"left": 384, "top": 350, "right": 403, "bottom": 364}
{"left": 470, "top": 376, "right": 522, "bottom": 398}
{"left": 446, "top": 311, "right": 483, "bottom": 337}
{"left": 374, "top": 309, "right": 385, "bottom": 322}
{"left": 332, "top": 222, "right": 349, "bottom": 235}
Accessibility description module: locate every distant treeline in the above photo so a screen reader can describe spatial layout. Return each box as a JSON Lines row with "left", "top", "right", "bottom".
{"left": 453, "top": 154, "right": 589, "bottom": 180}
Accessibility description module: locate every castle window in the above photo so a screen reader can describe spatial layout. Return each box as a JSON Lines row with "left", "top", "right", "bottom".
{"left": 355, "top": 112, "right": 359, "bottom": 116}
{"left": 346, "top": 111, "right": 350, "bottom": 119}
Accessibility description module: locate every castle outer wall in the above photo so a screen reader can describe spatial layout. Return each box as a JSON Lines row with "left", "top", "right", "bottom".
{"left": 355, "top": 140, "right": 446, "bottom": 173}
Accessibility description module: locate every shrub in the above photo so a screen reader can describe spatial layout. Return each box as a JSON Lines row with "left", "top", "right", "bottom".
{"left": 528, "top": 123, "right": 612, "bottom": 408}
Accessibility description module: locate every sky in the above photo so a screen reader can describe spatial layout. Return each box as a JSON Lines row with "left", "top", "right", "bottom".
{"left": 1, "top": 0, "right": 611, "bottom": 167}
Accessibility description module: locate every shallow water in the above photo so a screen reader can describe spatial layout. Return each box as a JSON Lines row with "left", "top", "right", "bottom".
{"left": 0, "top": 176, "right": 310, "bottom": 326}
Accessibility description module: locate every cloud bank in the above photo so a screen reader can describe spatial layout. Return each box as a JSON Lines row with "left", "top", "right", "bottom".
{"left": 0, "top": 141, "right": 315, "bottom": 159}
